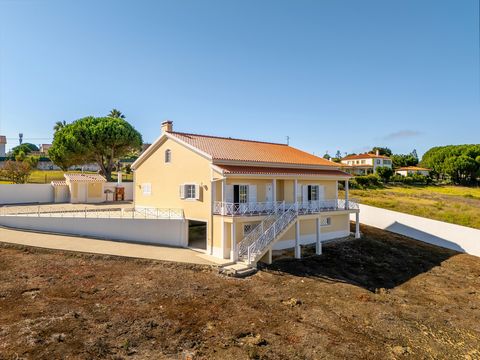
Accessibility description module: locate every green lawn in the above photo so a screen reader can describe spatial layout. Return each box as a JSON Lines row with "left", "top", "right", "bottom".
{"left": 341, "top": 185, "right": 480, "bottom": 230}
{"left": 0, "top": 170, "right": 133, "bottom": 184}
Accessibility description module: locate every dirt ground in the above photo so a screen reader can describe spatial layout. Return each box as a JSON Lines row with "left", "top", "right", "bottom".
{"left": 0, "top": 224, "right": 479, "bottom": 360}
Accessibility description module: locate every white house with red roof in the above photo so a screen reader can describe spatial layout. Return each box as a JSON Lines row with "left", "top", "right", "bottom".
{"left": 340, "top": 151, "right": 393, "bottom": 175}
{"left": 131, "top": 121, "right": 360, "bottom": 266}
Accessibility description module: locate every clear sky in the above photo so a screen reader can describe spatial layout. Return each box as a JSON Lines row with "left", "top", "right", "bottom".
{"left": 0, "top": 0, "right": 479, "bottom": 157}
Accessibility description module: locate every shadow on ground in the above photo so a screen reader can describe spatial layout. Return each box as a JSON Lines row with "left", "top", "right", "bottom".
{"left": 264, "top": 223, "right": 459, "bottom": 292}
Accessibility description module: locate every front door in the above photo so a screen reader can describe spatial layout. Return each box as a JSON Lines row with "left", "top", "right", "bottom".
{"left": 233, "top": 185, "right": 248, "bottom": 214}
{"left": 265, "top": 184, "right": 273, "bottom": 212}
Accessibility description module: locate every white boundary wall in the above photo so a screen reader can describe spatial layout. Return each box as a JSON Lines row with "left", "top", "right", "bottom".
{"left": 0, "top": 216, "right": 187, "bottom": 247}
{"left": 352, "top": 204, "right": 480, "bottom": 256}
{"left": 0, "top": 184, "right": 53, "bottom": 204}
{"left": 0, "top": 182, "right": 133, "bottom": 204}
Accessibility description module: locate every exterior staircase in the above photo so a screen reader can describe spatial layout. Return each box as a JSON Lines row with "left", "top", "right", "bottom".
{"left": 236, "top": 203, "right": 298, "bottom": 267}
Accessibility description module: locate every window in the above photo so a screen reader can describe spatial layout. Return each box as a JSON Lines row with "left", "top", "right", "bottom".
{"left": 307, "top": 185, "right": 319, "bottom": 201}
{"left": 320, "top": 217, "right": 331, "bottom": 226}
{"left": 165, "top": 149, "right": 171, "bottom": 163}
{"left": 361, "top": 160, "right": 365, "bottom": 164}
{"left": 244, "top": 224, "right": 254, "bottom": 236}
{"left": 376, "top": 159, "right": 381, "bottom": 164}
{"left": 180, "top": 184, "right": 199, "bottom": 200}
{"left": 185, "top": 184, "right": 196, "bottom": 199}
{"left": 142, "top": 183, "right": 151, "bottom": 196}
{"left": 233, "top": 185, "right": 248, "bottom": 203}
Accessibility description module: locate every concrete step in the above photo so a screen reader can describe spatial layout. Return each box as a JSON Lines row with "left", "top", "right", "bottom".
{"left": 219, "top": 263, "right": 257, "bottom": 278}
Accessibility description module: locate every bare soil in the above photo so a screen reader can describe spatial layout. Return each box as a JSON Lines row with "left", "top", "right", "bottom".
{"left": 1, "top": 224, "right": 479, "bottom": 359}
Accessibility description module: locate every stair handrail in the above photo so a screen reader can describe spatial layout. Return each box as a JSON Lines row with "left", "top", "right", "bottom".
{"left": 236, "top": 201, "right": 286, "bottom": 258}
{"left": 244, "top": 204, "right": 298, "bottom": 264}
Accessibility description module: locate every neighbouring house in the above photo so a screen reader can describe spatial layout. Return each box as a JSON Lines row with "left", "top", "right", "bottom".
{"left": 52, "top": 173, "right": 106, "bottom": 203}
{"left": 39, "top": 144, "right": 52, "bottom": 155}
{"left": 131, "top": 121, "right": 360, "bottom": 265}
{"left": 395, "top": 166, "right": 430, "bottom": 177}
{"left": 340, "top": 151, "right": 393, "bottom": 175}
{"left": 0, "top": 135, "right": 6, "bottom": 157}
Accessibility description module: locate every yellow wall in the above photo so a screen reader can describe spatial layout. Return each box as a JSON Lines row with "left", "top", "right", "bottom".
{"left": 219, "top": 178, "right": 338, "bottom": 202}
{"left": 87, "top": 183, "right": 103, "bottom": 199}
{"left": 134, "top": 137, "right": 213, "bottom": 221}
{"left": 279, "top": 213, "right": 349, "bottom": 242}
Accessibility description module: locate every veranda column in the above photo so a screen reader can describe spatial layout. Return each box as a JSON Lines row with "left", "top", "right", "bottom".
{"left": 316, "top": 217, "right": 322, "bottom": 255}
{"left": 345, "top": 180, "right": 349, "bottom": 210}
{"left": 221, "top": 179, "right": 226, "bottom": 214}
{"left": 272, "top": 179, "right": 277, "bottom": 203}
{"left": 221, "top": 178, "right": 226, "bottom": 257}
{"left": 294, "top": 220, "right": 301, "bottom": 259}
{"left": 294, "top": 179, "right": 298, "bottom": 211}
{"left": 355, "top": 212, "right": 360, "bottom": 239}
{"left": 231, "top": 222, "right": 237, "bottom": 261}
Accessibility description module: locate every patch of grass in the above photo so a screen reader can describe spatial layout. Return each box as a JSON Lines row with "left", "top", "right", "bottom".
{"left": 342, "top": 185, "right": 480, "bottom": 229}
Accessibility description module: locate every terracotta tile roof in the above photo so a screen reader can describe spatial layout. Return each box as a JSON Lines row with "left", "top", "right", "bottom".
{"left": 0, "top": 135, "right": 6, "bottom": 144}
{"left": 217, "top": 165, "right": 351, "bottom": 178}
{"left": 64, "top": 173, "right": 106, "bottom": 182}
{"left": 396, "top": 166, "right": 430, "bottom": 171}
{"left": 51, "top": 180, "right": 67, "bottom": 186}
{"left": 169, "top": 131, "right": 337, "bottom": 167}
{"left": 341, "top": 153, "right": 390, "bottom": 160}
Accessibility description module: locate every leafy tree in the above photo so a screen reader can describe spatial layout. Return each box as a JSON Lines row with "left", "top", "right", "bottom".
{"left": 421, "top": 144, "right": 480, "bottom": 184}
{"left": 335, "top": 150, "right": 342, "bottom": 159}
{"left": 108, "top": 109, "right": 126, "bottom": 119}
{"left": 54, "top": 120, "right": 67, "bottom": 132}
{"left": 369, "top": 147, "right": 392, "bottom": 157}
{"left": 391, "top": 153, "right": 419, "bottom": 168}
{"left": 323, "top": 153, "right": 331, "bottom": 160}
{"left": 49, "top": 116, "right": 142, "bottom": 181}
{"left": 11, "top": 143, "right": 39, "bottom": 157}
{"left": 1, "top": 160, "right": 32, "bottom": 184}
{"left": 376, "top": 166, "right": 394, "bottom": 183}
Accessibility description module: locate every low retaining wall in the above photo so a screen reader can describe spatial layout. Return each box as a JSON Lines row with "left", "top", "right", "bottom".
{"left": 0, "top": 184, "right": 53, "bottom": 205}
{"left": 0, "top": 216, "right": 187, "bottom": 247}
{"left": 352, "top": 204, "right": 480, "bottom": 256}
{"left": 0, "top": 182, "right": 133, "bottom": 204}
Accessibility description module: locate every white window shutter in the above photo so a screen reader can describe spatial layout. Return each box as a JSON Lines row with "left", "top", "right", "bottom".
{"left": 318, "top": 185, "right": 325, "bottom": 200}
{"left": 248, "top": 185, "right": 257, "bottom": 203}
{"left": 195, "top": 184, "right": 200, "bottom": 200}
{"left": 226, "top": 185, "right": 234, "bottom": 203}
{"left": 179, "top": 184, "right": 185, "bottom": 199}
{"left": 302, "top": 185, "right": 308, "bottom": 204}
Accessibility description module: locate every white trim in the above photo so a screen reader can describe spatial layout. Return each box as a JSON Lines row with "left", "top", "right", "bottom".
{"left": 213, "top": 159, "right": 342, "bottom": 170}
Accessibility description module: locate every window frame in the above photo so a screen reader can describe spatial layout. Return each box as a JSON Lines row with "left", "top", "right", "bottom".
{"left": 185, "top": 184, "right": 196, "bottom": 199}
{"left": 142, "top": 183, "right": 152, "bottom": 196}
{"left": 165, "top": 149, "right": 171, "bottom": 163}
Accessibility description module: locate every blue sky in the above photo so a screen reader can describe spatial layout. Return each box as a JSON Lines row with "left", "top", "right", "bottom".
{"left": 0, "top": 0, "right": 479, "bottom": 157}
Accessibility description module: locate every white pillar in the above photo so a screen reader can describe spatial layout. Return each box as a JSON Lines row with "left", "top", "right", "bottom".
{"left": 355, "top": 212, "right": 360, "bottom": 239}
{"left": 231, "top": 222, "right": 237, "bottom": 261}
{"left": 293, "top": 179, "right": 298, "bottom": 211}
{"left": 316, "top": 217, "right": 322, "bottom": 255}
{"left": 221, "top": 179, "right": 226, "bottom": 215}
{"left": 221, "top": 221, "right": 226, "bottom": 258}
{"left": 272, "top": 179, "right": 277, "bottom": 203}
{"left": 294, "top": 220, "right": 301, "bottom": 259}
{"left": 117, "top": 171, "right": 122, "bottom": 185}
{"left": 345, "top": 180, "right": 349, "bottom": 210}
{"left": 266, "top": 248, "right": 272, "bottom": 264}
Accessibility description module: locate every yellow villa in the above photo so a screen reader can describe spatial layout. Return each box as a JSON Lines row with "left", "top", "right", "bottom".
{"left": 132, "top": 121, "right": 360, "bottom": 266}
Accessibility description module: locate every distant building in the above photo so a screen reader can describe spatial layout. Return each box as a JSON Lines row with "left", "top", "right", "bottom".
{"left": 0, "top": 136, "right": 6, "bottom": 157}
{"left": 395, "top": 166, "right": 430, "bottom": 177}
{"left": 39, "top": 144, "right": 52, "bottom": 155}
{"left": 340, "top": 150, "right": 393, "bottom": 175}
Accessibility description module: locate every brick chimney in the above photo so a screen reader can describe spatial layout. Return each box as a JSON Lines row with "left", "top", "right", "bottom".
{"left": 161, "top": 120, "right": 173, "bottom": 134}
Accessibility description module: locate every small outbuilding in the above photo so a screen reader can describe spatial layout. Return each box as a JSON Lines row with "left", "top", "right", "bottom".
{"left": 395, "top": 166, "right": 431, "bottom": 177}
{"left": 52, "top": 173, "right": 106, "bottom": 203}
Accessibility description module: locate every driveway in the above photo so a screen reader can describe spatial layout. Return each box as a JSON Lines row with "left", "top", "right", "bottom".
{"left": 0, "top": 226, "right": 230, "bottom": 266}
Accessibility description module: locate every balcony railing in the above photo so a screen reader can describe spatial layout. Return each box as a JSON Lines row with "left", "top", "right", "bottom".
{"left": 213, "top": 199, "right": 358, "bottom": 216}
